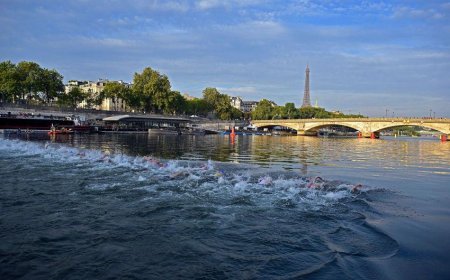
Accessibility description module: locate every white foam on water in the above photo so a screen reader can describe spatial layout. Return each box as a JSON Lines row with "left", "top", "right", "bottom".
{"left": 0, "top": 138, "right": 372, "bottom": 208}
{"left": 137, "top": 175, "right": 146, "bottom": 182}
{"left": 233, "top": 181, "right": 248, "bottom": 193}
{"left": 85, "top": 182, "right": 122, "bottom": 191}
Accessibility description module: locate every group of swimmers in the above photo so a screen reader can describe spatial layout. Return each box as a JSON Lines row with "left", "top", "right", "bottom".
{"left": 42, "top": 141, "right": 364, "bottom": 193}
{"left": 306, "top": 176, "right": 363, "bottom": 193}
{"left": 258, "top": 175, "right": 363, "bottom": 193}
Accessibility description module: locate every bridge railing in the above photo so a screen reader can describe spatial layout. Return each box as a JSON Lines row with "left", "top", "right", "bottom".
{"left": 252, "top": 117, "right": 450, "bottom": 122}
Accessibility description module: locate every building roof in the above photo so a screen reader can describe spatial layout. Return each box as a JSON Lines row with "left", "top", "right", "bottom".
{"left": 103, "top": 115, "right": 131, "bottom": 121}
{"left": 103, "top": 114, "right": 190, "bottom": 122}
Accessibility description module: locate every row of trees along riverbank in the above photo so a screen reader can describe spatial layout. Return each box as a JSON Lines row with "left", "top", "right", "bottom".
{"left": 0, "top": 60, "right": 365, "bottom": 120}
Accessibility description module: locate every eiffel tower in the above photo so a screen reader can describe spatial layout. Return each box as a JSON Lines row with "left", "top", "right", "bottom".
{"left": 301, "top": 64, "right": 311, "bottom": 107}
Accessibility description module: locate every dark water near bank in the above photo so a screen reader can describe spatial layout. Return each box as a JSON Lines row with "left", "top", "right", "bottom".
{"left": 1, "top": 133, "right": 449, "bottom": 279}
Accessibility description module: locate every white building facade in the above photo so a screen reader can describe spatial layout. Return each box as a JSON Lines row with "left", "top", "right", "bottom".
{"left": 65, "top": 79, "right": 131, "bottom": 112}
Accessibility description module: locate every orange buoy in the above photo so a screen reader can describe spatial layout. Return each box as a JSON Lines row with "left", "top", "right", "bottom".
{"left": 230, "top": 127, "right": 236, "bottom": 137}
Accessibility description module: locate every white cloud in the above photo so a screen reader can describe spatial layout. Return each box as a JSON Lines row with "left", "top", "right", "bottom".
{"left": 214, "top": 20, "right": 286, "bottom": 41}
{"left": 114, "top": 0, "right": 191, "bottom": 13}
{"left": 195, "top": 0, "right": 263, "bottom": 10}
{"left": 392, "top": 6, "right": 445, "bottom": 20}
{"left": 217, "top": 86, "right": 258, "bottom": 95}
{"left": 78, "top": 37, "right": 136, "bottom": 48}
{"left": 155, "top": 0, "right": 190, "bottom": 12}
{"left": 196, "top": 0, "right": 222, "bottom": 9}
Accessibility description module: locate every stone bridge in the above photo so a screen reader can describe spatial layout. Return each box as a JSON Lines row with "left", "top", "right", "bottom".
{"left": 251, "top": 118, "right": 450, "bottom": 140}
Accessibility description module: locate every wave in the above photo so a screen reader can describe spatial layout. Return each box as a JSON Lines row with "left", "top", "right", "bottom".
{"left": 0, "top": 138, "right": 375, "bottom": 209}
{"left": 0, "top": 138, "right": 400, "bottom": 278}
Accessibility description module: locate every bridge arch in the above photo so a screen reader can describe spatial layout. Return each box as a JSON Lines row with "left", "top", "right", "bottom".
{"left": 304, "top": 123, "right": 362, "bottom": 133}
{"left": 257, "top": 124, "right": 299, "bottom": 131}
{"left": 372, "top": 122, "right": 449, "bottom": 134}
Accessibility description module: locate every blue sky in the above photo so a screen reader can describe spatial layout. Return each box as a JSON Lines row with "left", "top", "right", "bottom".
{"left": 1, "top": 0, "right": 449, "bottom": 117}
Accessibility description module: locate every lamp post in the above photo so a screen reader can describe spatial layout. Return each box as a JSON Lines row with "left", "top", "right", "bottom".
{"left": 429, "top": 109, "right": 432, "bottom": 118}
{"left": 385, "top": 109, "right": 389, "bottom": 118}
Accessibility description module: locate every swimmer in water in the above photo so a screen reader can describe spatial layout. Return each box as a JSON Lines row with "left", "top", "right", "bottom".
{"left": 170, "top": 170, "right": 187, "bottom": 179}
{"left": 306, "top": 176, "right": 324, "bottom": 189}
{"left": 143, "top": 156, "right": 165, "bottom": 167}
{"left": 77, "top": 151, "right": 86, "bottom": 158}
{"left": 351, "top": 184, "right": 363, "bottom": 193}
{"left": 258, "top": 176, "right": 273, "bottom": 185}
{"left": 99, "top": 150, "right": 112, "bottom": 162}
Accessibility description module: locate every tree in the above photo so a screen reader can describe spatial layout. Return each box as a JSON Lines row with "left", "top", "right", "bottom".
{"left": 121, "top": 90, "right": 140, "bottom": 111}
{"left": 58, "top": 87, "right": 87, "bottom": 108}
{"left": 40, "top": 69, "right": 64, "bottom": 103}
{"left": 185, "top": 98, "right": 210, "bottom": 116}
{"left": 202, "top": 87, "right": 221, "bottom": 111}
{"left": 0, "top": 61, "right": 19, "bottom": 102}
{"left": 201, "top": 87, "right": 239, "bottom": 120}
{"left": 298, "top": 107, "right": 331, "bottom": 119}
{"left": 101, "top": 82, "right": 131, "bottom": 111}
{"left": 215, "top": 94, "right": 235, "bottom": 120}
{"left": 231, "top": 107, "right": 243, "bottom": 120}
{"left": 1, "top": 60, "right": 64, "bottom": 104}
{"left": 15, "top": 61, "right": 43, "bottom": 101}
{"left": 163, "top": 90, "right": 186, "bottom": 115}
{"left": 132, "top": 67, "right": 171, "bottom": 113}
{"left": 282, "top": 102, "right": 298, "bottom": 119}
{"left": 252, "top": 99, "right": 275, "bottom": 120}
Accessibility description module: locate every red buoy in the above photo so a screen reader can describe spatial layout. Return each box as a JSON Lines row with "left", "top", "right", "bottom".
{"left": 231, "top": 127, "right": 236, "bottom": 137}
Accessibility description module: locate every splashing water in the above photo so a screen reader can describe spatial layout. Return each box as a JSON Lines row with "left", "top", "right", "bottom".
{"left": 0, "top": 138, "right": 399, "bottom": 279}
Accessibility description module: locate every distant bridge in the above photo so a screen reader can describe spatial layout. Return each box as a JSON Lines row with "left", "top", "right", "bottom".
{"left": 251, "top": 118, "right": 450, "bottom": 140}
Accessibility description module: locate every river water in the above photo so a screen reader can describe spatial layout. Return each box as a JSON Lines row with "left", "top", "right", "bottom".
{"left": 1, "top": 133, "right": 449, "bottom": 279}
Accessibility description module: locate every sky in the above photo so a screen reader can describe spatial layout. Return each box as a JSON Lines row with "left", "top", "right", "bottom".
{"left": 1, "top": 0, "right": 449, "bottom": 117}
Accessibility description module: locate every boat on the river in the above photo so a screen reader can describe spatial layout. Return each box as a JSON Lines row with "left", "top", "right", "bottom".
{"left": 0, "top": 112, "right": 98, "bottom": 134}
{"left": 0, "top": 112, "right": 75, "bottom": 130}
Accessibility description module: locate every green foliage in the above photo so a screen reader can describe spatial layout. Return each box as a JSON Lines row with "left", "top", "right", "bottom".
{"left": 100, "top": 82, "right": 131, "bottom": 111}
{"left": 282, "top": 102, "right": 298, "bottom": 119}
{"left": 132, "top": 67, "right": 171, "bottom": 113}
{"left": 202, "top": 87, "right": 221, "bottom": 111}
{"left": 40, "top": 69, "right": 64, "bottom": 103}
{"left": 231, "top": 107, "right": 244, "bottom": 120}
{"left": 298, "top": 107, "right": 330, "bottom": 118}
{"left": 0, "top": 60, "right": 64, "bottom": 103}
{"left": 15, "top": 61, "right": 41, "bottom": 100}
{"left": 185, "top": 98, "right": 210, "bottom": 116}
{"left": 201, "top": 87, "right": 239, "bottom": 120}
{"left": 0, "top": 61, "right": 19, "bottom": 102}
{"left": 252, "top": 101, "right": 366, "bottom": 120}
{"left": 163, "top": 91, "right": 186, "bottom": 115}
{"left": 251, "top": 99, "right": 276, "bottom": 120}
{"left": 58, "top": 87, "right": 87, "bottom": 108}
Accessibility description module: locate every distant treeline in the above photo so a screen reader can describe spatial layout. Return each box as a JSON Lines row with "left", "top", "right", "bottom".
{"left": 251, "top": 99, "right": 365, "bottom": 120}
{"left": 0, "top": 60, "right": 365, "bottom": 120}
